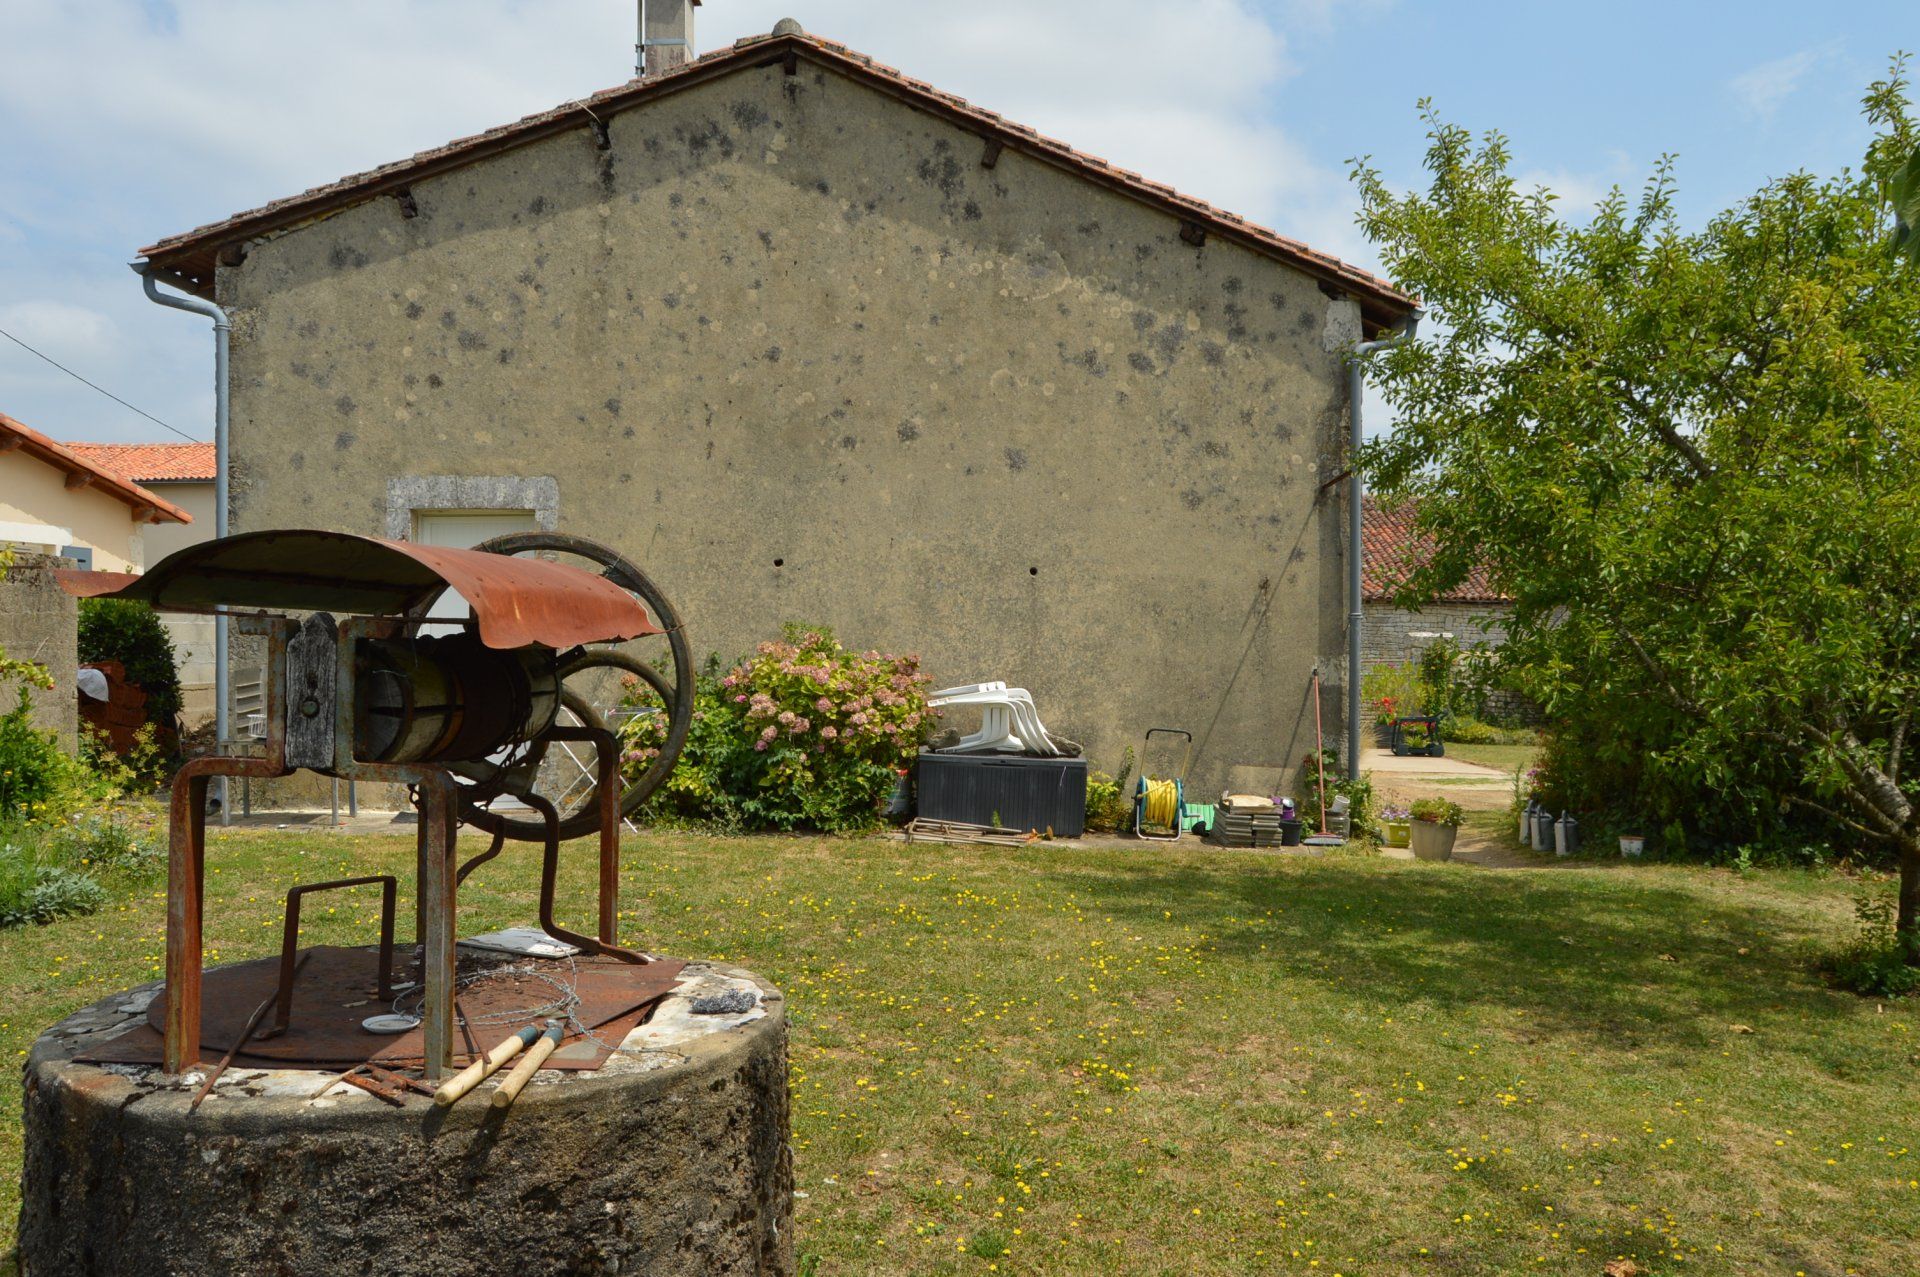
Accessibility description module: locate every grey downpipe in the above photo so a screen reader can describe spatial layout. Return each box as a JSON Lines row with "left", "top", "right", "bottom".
{"left": 132, "top": 264, "right": 232, "bottom": 823}
{"left": 1346, "top": 311, "right": 1421, "bottom": 782}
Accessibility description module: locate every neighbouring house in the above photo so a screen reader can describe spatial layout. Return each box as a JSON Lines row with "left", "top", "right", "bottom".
{"left": 65, "top": 442, "right": 219, "bottom": 723}
{"left": 0, "top": 411, "right": 191, "bottom": 573}
{"left": 131, "top": 13, "right": 1417, "bottom": 797}
{"left": 1, "top": 412, "right": 192, "bottom": 742}
{"left": 1361, "top": 496, "right": 1514, "bottom": 702}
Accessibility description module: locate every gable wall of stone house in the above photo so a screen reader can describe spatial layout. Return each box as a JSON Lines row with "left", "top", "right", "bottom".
{"left": 216, "top": 60, "right": 1365, "bottom": 797}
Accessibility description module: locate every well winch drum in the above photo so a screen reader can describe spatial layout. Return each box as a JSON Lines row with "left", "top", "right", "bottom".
{"left": 353, "top": 632, "right": 561, "bottom": 764}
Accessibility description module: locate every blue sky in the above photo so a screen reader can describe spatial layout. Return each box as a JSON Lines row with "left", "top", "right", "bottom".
{"left": 1, "top": 0, "right": 1913, "bottom": 445}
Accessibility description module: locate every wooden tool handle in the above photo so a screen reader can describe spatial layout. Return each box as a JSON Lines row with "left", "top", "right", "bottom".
{"left": 490, "top": 1025, "right": 564, "bottom": 1110}
{"left": 434, "top": 1024, "right": 540, "bottom": 1108}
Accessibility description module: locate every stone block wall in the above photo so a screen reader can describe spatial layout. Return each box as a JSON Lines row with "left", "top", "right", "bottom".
{"left": 0, "top": 552, "right": 78, "bottom": 749}
{"left": 1361, "top": 600, "right": 1535, "bottom": 721}
{"left": 1362, "top": 601, "right": 1509, "bottom": 672}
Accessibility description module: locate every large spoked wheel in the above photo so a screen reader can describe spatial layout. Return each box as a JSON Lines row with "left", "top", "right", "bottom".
{"left": 416, "top": 532, "right": 694, "bottom": 843}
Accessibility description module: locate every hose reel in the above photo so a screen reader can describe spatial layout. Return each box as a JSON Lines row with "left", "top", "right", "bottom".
{"left": 1133, "top": 727, "right": 1192, "bottom": 842}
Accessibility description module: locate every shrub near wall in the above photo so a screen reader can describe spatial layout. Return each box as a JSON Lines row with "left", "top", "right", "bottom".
{"left": 622, "top": 625, "right": 932, "bottom": 833}
{"left": 78, "top": 599, "right": 183, "bottom": 737}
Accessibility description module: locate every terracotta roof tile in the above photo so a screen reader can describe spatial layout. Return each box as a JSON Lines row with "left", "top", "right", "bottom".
{"left": 64, "top": 441, "right": 216, "bottom": 483}
{"left": 137, "top": 29, "right": 1418, "bottom": 329}
{"left": 1363, "top": 498, "right": 1505, "bottom": 605}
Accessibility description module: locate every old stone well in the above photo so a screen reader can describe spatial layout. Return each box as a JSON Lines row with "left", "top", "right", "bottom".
{"left": 18, "top": 952, "right": 793, "bottom": 1276}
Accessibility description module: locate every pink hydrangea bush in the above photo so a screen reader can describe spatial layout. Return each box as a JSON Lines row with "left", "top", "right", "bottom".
{"left": 620, "top": 624, "right": 932, "bottom": 832}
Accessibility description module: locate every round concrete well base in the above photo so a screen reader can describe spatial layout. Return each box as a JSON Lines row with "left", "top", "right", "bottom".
{"left": 18, "top": 959, "right": 792, "bottom": 1277}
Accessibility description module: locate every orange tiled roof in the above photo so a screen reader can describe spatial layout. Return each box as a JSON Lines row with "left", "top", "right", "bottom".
{"left": 1362, "top": 498, "right": 1504, "bottom": 605}
{"left": 0, "top": 413, "right": 193, "bottom": 525}
{"left": 137, "top": 27, "right": 1418, "bottom": 333}
{"left": 64, "top": 441, "right": 215, "bottom": 483}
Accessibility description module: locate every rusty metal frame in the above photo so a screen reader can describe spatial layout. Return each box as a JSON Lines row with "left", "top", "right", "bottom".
{"left": 162, "top": 615, "right": 465, "bottom": 1082}
{"left": 164, "top": 615, "right": 293, "bottom": 1075}
{"left": 262, "top": 875, "right": 397, "bottom": 1040}
{"left": 546, "top": 724, "right": 646, "bottom": 962}
{"left": 328, "top": 614, "right": 465, "bottom": 1081}
{"left": 61, "top": 529, "right": 661, "bottom": 650}
{"left": 152, "top": 540, "right": 666, "bottom": 1087}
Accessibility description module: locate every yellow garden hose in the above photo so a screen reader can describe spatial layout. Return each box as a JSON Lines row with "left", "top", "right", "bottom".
{"left": 1139, "top": 777, "right": 1181, "bottom": 830}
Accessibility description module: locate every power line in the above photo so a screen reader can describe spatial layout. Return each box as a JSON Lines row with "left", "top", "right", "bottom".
{"left": 0, "top": 323, "right": 206, "bottom": 443}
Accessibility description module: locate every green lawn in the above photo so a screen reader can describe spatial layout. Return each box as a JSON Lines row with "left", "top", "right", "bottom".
{"left": 1442, "top": 741, "right": 1542, "bottom": 775}
{"left": 4, "top": 820, "right": 1915, "bottom": 1274}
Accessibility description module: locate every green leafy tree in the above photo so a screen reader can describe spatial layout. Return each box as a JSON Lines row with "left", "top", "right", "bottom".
{"left": 1351, "top": 62, "right": 1920, "bottom": 955}
{"left": 1893, "top": 139, "right": 1920, "bottom": 264}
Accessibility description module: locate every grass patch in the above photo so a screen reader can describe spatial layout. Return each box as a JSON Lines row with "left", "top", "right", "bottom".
{"left": 1441, "top": 741, "right": 1542, "bottom": 775}
{"left": 2, "top": 818, "right": 1915, "bottom": 1273}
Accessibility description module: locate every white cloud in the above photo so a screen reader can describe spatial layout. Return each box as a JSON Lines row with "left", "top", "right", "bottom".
{"left": 1729, "top": 45, "right": 1833, "bottom": 120}
{"left": 1515, "top": 149, "right": 1638, "bottom": 218}
{"left": 0, "top": 301, "right": 119, "bottom": 356}
{"left": 1275, "top": 0, "right": 1397, "bottom": 36}
{"left": 0, "top": 0, "right": 1376, "bottom": 441}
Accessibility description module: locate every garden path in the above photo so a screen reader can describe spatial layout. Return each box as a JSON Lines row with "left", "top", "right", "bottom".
{"left": 1361, "top": 745, "right": 1562, "bottom": 869}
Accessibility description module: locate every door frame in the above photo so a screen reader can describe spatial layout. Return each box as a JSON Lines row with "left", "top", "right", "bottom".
{"left": 383, "top": 475, "right": 559, "bottom": 541}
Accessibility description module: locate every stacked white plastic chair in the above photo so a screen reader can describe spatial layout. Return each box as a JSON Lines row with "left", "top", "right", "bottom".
{"left": 929, "top": 682, "right": 1070, "bottom": 756}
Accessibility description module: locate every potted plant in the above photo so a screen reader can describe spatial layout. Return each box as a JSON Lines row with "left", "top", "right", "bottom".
{"left": 1618, "top": 833, "right": 1646, "bottom": 857}
{"left": 1379, "top": 804, "right": 1412, "bottom": 848}
{"left": 1408, "top": 797, "right": 1464, "bottom": 861}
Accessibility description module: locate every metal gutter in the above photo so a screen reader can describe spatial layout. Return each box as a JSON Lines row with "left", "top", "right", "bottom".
{"left": 133, "top": 263, "right": 233, "bottom": 822}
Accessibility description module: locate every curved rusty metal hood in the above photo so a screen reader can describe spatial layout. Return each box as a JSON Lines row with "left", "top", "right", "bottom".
{"left": 57, "top": 529, "right": 662, "bottom": 650}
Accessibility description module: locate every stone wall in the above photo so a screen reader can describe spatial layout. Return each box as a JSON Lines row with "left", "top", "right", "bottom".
{"left": 213, "top": 57, "right": 1365, "bottom": 799}
{"left": 21, "top": 962, "right": 793, "bottom": 1275}
{"left": 0, "top": 551, "right": 77, "bottom": 750}
{"left": 1362, "top": 601, "right": 1509, "bottom": 672}
{"left": 1362, "top": 600, "right": 1534, "bottom": 721}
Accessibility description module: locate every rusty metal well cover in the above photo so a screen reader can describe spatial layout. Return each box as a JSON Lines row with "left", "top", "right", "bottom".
{"left": 58, "top": 529, "right": 660, "bottom": 650}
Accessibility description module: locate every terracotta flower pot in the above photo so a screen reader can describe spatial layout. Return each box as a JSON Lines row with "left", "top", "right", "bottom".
{"left": 1410, "top": 819, "right": 1457, "bottom": 861}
